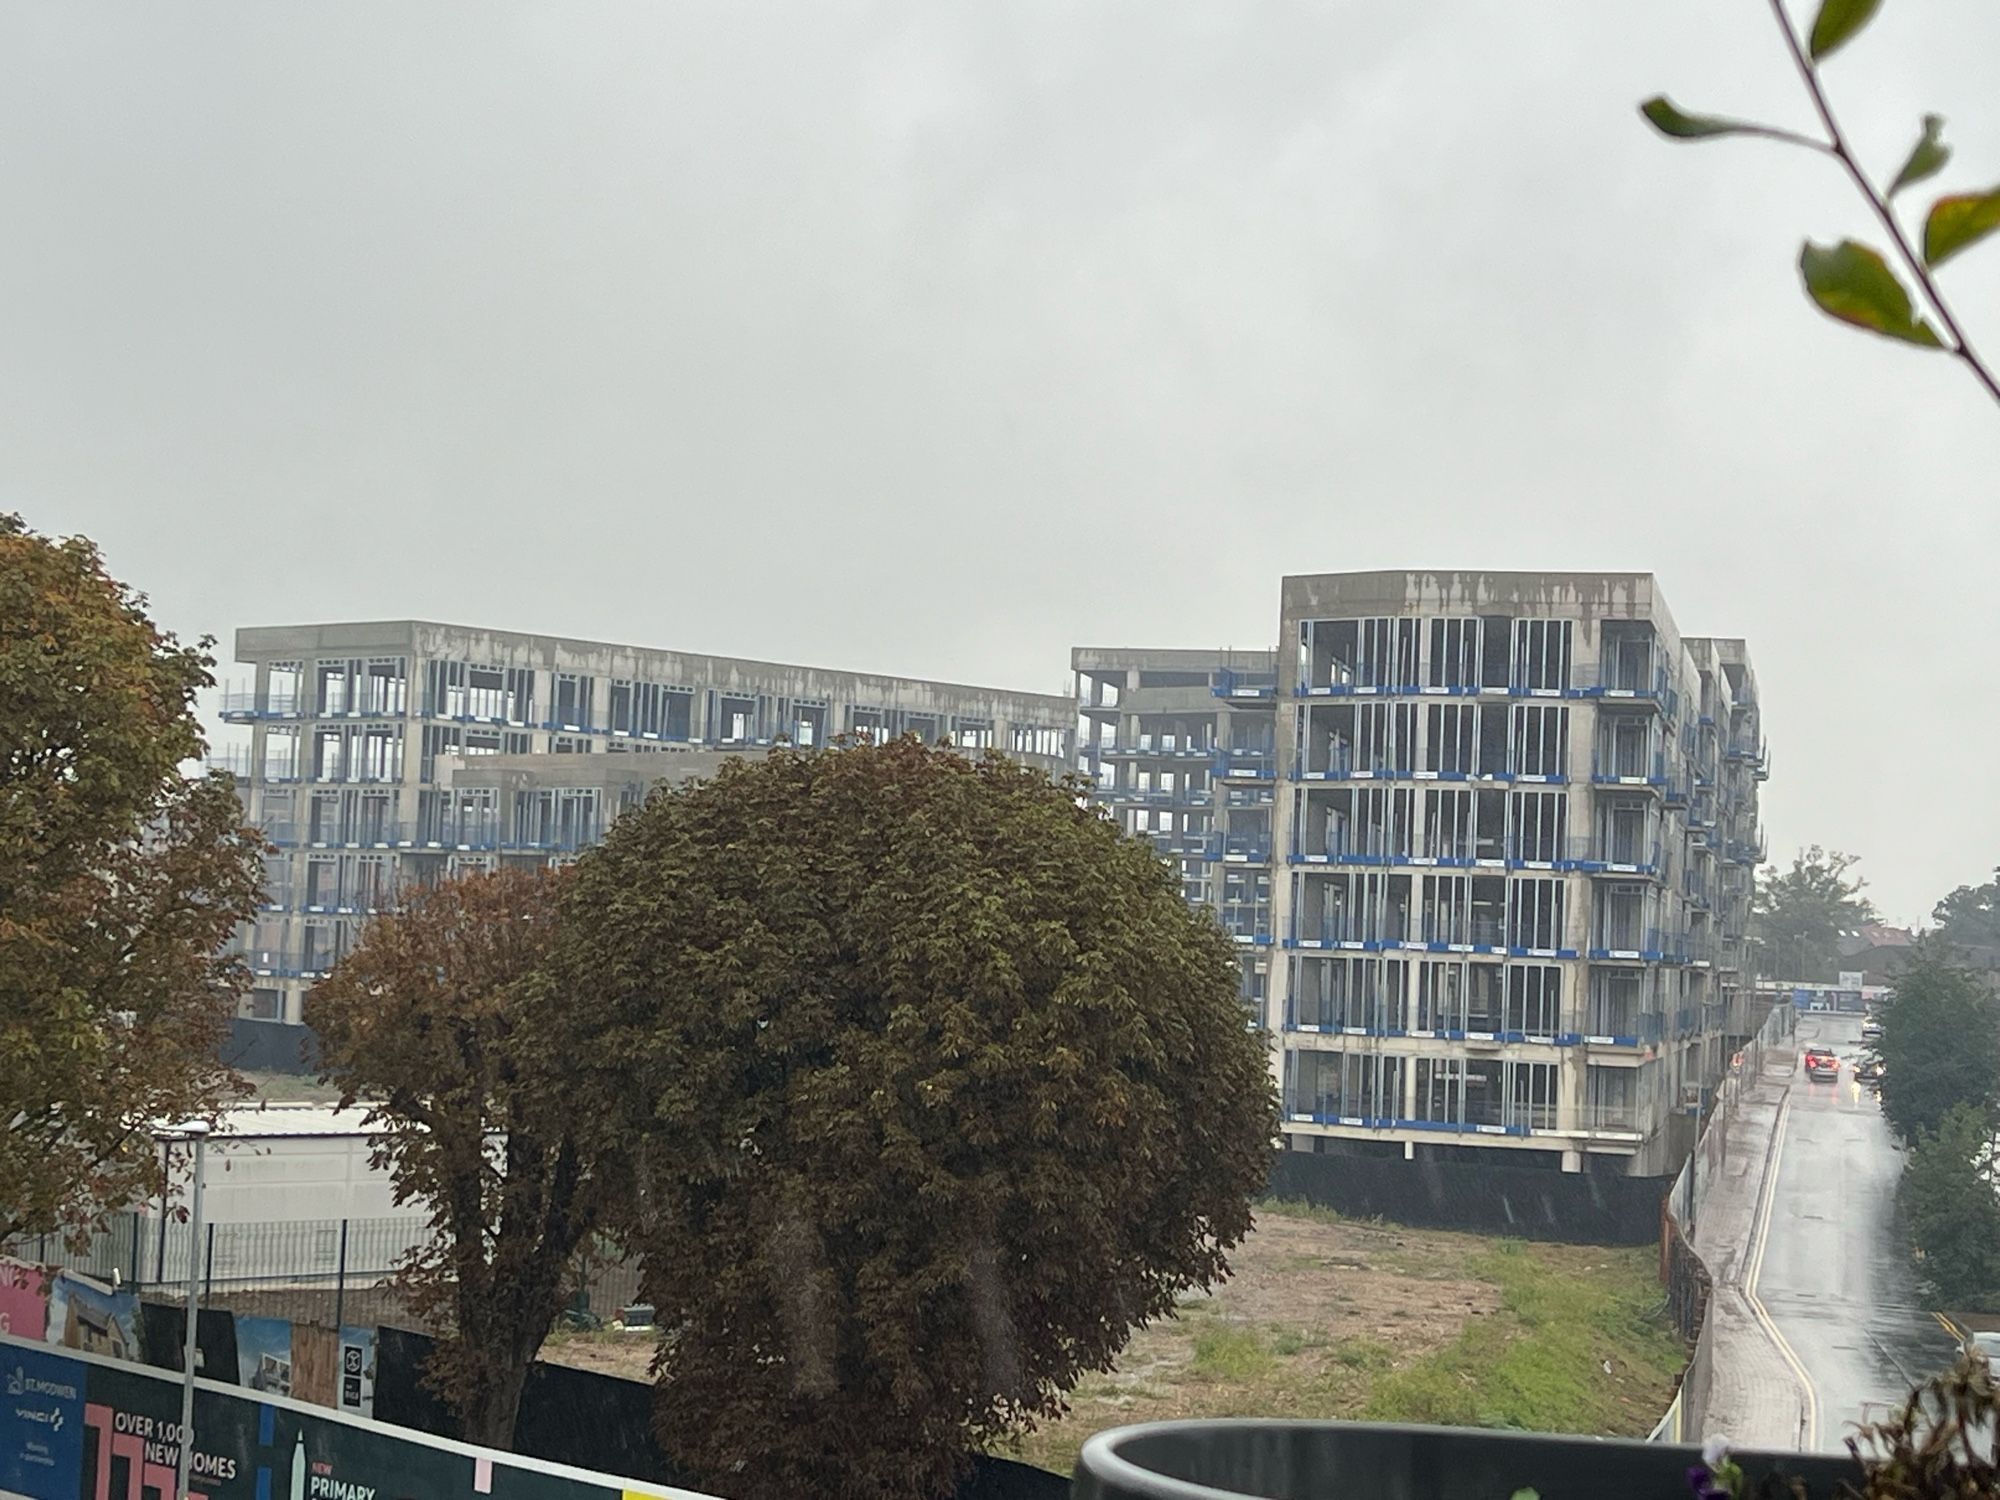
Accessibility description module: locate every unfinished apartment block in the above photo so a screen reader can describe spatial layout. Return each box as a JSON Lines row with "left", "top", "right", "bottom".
{"left": 1079, "top": 571, "right": 1767, "bottom": 1177}
{"left": 219, "top": 621, "right": 1074, "bottom": 1023}
{"left": 1073, "top": 648, "right": 1281, "bottom": 1016}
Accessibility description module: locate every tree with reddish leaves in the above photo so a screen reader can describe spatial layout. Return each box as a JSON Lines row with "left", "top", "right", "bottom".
{"left": 308, "top": 865, "right": 613, "bottom": 1449}
{"left": 0, "top": 513, "right": 265, "bottom": 1243}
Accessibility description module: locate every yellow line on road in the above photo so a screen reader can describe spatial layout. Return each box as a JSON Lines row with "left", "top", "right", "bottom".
{"left": 1746, "top": 1093, "right": 1820, "bottom": 1451}
{"left": 1935, "top": 1311, "right": 1965, "bottom": 1343}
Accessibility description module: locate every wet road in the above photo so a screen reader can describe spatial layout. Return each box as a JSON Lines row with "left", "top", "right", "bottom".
{"left": 1752, "top": 1013, "right": 1960, "bottom": 1451}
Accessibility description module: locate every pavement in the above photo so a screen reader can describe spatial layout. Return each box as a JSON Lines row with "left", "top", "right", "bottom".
{"left": 1694, "top": 1012, "right": 1961, "bottom": 1454}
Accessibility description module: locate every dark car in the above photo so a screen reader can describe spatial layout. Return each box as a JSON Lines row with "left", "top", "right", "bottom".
{"left": 1856, "top": 1058, "right": 1884, "bottom": 1087}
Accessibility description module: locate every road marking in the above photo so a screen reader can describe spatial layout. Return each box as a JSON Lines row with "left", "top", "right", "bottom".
{"left": 1935, "top": 1311, "right": 1965, "bottom": 1343}
{"left": 1747, "top": 1093, "right": 1821, "bottom": 1451}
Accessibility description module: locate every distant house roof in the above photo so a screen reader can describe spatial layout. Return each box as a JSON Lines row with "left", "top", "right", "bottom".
{"left": 212, "top": 1102, "right": 376, "bottom": 1140}
{"left": 1839, "top": 924, "right": 1916, "bottom": 956}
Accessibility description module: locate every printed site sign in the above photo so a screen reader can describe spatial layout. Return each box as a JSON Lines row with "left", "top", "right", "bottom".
{"left": 0, "top": 1334, "right": 719, "bottom": 1500}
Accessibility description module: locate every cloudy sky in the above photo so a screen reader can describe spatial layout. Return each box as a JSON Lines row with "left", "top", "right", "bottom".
{"left": 4, "top": 1, "right": 1996, "bottom": 922}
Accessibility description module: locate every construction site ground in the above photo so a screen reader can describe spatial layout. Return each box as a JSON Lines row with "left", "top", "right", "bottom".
{"left": 538, "top": 1199, "right": 1688, "bottom": 1478}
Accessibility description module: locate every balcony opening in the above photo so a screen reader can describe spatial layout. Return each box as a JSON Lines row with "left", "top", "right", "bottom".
{"left": 1426, "top": 617, "right": 1481, "bottom": 691}
{"left": 1506, "top": 962, "right": 1563, "bottom": 1036}
{"left": 1600, "top": 622, "right": 1657, "bottom": 692}
{"left": 1474, "top": 788, "right": 1506, "bottom": 860}
{"left": 1420, "top": 874, "right": 1468, "bottom": 945}
{"left": 361, "top": 658, "right": 407, "bottom": 717}
{"left": 1423, "top": 787, "right": 1473, "bottom": 860}
{"left": 1588, "top": 966, "right": 1653, "bottom": 1037}
{"left": 719, "top": 694, "right": 760, "bottom": 742}
{"left": 1478, "top": 707, "right": 1508, "bottom": 778}
{"left": 552, "top": 673, "right": 594, "bottom": 731}
{"left": 1470, "top": 874, "right": 1505, "bottom": 944}
{"left": 316, "top": 660, "right": 351, "bottom": 717}
{"left": 1508, "top": 876, "right": 1565, "bottom": 951}
{"left": 1509, "top": 788, "right": 1567, "bottom": 863}
{"left": 1479, "top": 617, "right": 1512, "bottom": 690}
{"left": 1425, "top": 703, "right": 1476, "bottom": 775}
{"left": 1593, "top": 883, "right": 1652, "bottom": 952}
{"left": 1510, "top": 704, "right": 1568, "bottom": 778}
{"left": 262, "top": 726, "right": 301, "bottom": 781}
{"left": 1290, "top": 1049, "right": 1406, "bottom": 1121}
{"left": 1598, "top": 798, "right": 1653, "bottom": 865}
{"left": 1598, "top": 713, "right": 1656, "bottom": 778}
{"left": 1416, "top": 959, "right": 1465, "bottom": 1031}
{"left": 1415, "top": 1057, "right": 1466, "bottom": 1125}
{"left": 1467, "top": 960, "right": 1504, "bottom": 1030}
{"left": 1512, "top": 619, "right": 1573, "bottom": 692}
{"left": 266, "top": 662, "right": 302, "bottom": 716}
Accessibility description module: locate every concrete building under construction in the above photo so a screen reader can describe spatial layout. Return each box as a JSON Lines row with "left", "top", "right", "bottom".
{"left": 215, "top": 620, "right": 1074, "bottom": 1023}
{"left": 1075, "top": 570, "right": 1768, "bottom": 1176}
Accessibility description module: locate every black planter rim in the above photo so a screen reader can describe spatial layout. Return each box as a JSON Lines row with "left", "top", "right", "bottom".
{"left": 1074, "top": 1417, "right": 1757, "bottom": 1500}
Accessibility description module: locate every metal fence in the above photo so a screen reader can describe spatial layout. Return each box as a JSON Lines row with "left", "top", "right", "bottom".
{"left": 7, "top": 1212, "right": 649, "bottom": 1332}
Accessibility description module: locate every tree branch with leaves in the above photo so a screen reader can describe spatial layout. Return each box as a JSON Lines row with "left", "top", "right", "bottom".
{"left": 1643, "top": 0, "right": 2000, "bottom": 408}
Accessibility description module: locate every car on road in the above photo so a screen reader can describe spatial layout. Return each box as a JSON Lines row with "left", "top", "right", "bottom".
{"left": 1856, "top": 1058, "right": 1884, "bottom": 1087}
{"left": 1804, "top": 1048, "right": 1841, "bottom": 1081}
{"left": 1860, "top": 1017, "right": 1883, "bottom": 1042}
{"left": 1966, "top": 1331, "right": 2000, "bottom": 1380}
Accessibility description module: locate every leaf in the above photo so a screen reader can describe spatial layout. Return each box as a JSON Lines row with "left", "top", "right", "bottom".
{"left": 1888, "top": 115, "right": 1950, "bottom": 198}
{"left": 1923, "top": 187, "right": 2000, "bottom": 268}
{"left": 1808, "top": 0, "right": 1883, "bottom": 60}
{"left": 1798, "top": 241, "right": 1943, "bottom": 347}
{"left": 1639, "top": 96, "right": 1768, "bottom": 141}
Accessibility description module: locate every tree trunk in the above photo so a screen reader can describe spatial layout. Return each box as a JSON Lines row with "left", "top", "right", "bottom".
{"left": 456, "top": 1339, "right": 537, "bottom": 1451}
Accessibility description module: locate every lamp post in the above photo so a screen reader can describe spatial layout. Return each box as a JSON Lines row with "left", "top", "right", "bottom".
{"left": 159, "top": 1121, "right": 210, "bottom": 1500}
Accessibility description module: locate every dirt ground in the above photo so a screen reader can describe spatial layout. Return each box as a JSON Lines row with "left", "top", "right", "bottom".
{"left": 537, "top": 1201, "right": 1684, "bottom": 1477}
{"left": 538, "top": 1209, "right": 1496, "bottom": 1384}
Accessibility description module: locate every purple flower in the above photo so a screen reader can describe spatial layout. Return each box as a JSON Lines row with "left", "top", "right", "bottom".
{"left": 1687, "top": 1465, "right": 1732, "bottom": 1500}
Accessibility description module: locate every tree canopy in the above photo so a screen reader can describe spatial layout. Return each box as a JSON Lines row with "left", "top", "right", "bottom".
{"left": 0, "top": 513, "right": 264, "bottom": 1241}
{"left": 1873, "top": 945, "right": 2000, "bottom": 1146}
{"left": 308, "top": 865, "right": 609, "bottom": 1449}
{"left": 1931, "top": 868, "right": 2000, "bottom": 952}
{"left": 548, "top": 738, "right": 1277, "bottom": 1500}
{"left": 1752, "top": 845, "right": 1878, "bottom": 981}
{"left": 1899, "top": 1102, "right": 2000, "bottom": 1311}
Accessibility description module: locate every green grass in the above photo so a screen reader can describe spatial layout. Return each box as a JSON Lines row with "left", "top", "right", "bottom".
{"left": 1191, "top": 1325, "right": 1273, "bottom": 1380}
{"left": 1001, "top": 1217, "right": 1684, "bottom": 1478}
{"left": 1362, "top": 1242, "right": 1686, "bottom": 1433}
{"left": 1329, "top": 1337, "right": 1394, "bottom": 1371}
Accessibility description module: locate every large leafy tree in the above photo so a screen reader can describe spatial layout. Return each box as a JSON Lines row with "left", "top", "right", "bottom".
{"left": 1874, "top": 946, "right": 2000, "bottom": 1146}
{"left": 307, "top": 865, "right": 611, "bottom": 1449}
{"left": 1899, "top": 1103, "right": 2000, "bottom": 1310}
{"left": 1931, "top": 868, "right": 2000, "bottom": 951}
{"left": 550, "top": 738, "right": 1276, "bottom": 1500}
{"left": 0, "top": 514, "right": 264, "bottom": 1242}
{"left": 1752, "top": 845, "right": 1877, "bottom": 981}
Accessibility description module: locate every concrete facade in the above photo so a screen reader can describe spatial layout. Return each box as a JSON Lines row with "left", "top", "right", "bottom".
{"left": 1077, "top": 570, "right": 1768, "bottom": 1177}
{"left": 1072, "top": 646, "right": 1281, "bottom": 1015}
{"left": 218, "top": 620, "right": 1075, "bottom": 1022}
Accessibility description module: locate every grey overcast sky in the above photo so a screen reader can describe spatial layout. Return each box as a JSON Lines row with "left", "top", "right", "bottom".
{"left": 3, "top": 2, "right": 1997, "bottom": 922}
